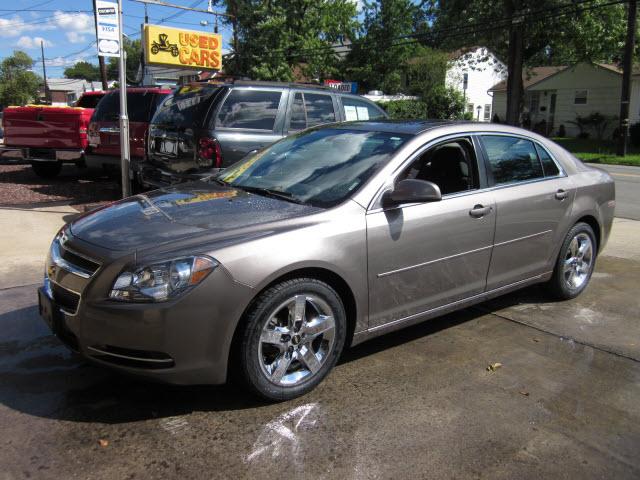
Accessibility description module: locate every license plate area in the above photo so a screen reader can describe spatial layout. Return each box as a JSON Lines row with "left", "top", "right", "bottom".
{"left": 38, "top": 287, "right": 61, "bottom": 331}
{"left": 158, "top": 139, "right": 177, "bottom": 156}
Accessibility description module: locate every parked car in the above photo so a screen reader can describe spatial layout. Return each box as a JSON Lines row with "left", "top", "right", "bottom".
{"left": 137, "top": 81, "right": 387, "bottom": 188}
{"left": 86, "top": 87, "right": 171, "bottom": 171}
{"left": 38, "top": 121, "right": 614, "bottom": 400}
{"left": 1, "top": 91, "right": 106, "bottom": 178}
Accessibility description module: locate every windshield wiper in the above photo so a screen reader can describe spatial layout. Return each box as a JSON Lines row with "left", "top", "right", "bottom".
{"left": 234, "top": 185, "right": 306, "bottom": 205}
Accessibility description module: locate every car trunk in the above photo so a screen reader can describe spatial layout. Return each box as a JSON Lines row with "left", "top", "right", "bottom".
{"left": 147, "top": 85, "right": 224, "bottom": 174}
{"left": 3, "top": 106, "right": 91, "bottom": 149}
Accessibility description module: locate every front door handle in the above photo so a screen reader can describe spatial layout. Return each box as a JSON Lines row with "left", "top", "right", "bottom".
{"left": 469, "top": 204, "right": 492, "bottom": 218}
{"left": 555, "top": 189, "right": 568, "bottom": 200}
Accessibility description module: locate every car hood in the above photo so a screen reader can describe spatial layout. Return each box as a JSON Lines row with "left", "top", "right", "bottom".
{"left": 70, "top": 181, "right": 321, "bottom": 251}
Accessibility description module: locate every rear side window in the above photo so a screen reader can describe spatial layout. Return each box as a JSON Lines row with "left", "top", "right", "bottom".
{"left": 92, "top": 91, "right": 160, "bottom": 122}
{"left": 341, "top": 97, "right": 385, "bottom": 121}
{"left": 535, "top": 143, "right": 561, "bottom": 177}
{"left": 216, "top": 89, "right": 282, "bottom": 130}
{"left": 153, "top": 85, "right": 220, "bottom": 128}
{"left": 288, "top": 92, "right": 336, "bottom": 131}
{"left": 480, "top": 135, "right": 544, "bottom": 185}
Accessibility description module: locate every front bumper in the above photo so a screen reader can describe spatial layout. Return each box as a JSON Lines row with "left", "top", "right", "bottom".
{"left": 39, "top": 236, "right": 254, "bottom": 385}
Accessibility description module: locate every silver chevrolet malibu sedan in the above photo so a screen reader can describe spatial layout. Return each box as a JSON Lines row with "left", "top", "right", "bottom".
{"left": 39, "top": 121, "right": 615, "bottom": 400}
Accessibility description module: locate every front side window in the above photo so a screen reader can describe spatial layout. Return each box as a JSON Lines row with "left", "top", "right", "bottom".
{"left": 574, "top": 90, "right": 588, "bottom": 105}
{"left": 341, "top": 97, "right": 386, "bottom": 121}
{"left": 400, "top": 138, "right": 478, "bottom": 196}
{"left": 217, "top": 128, "right": 410, "bottom": 208}
{"left": 481, "top": 135, "right": 544, "bottom": 185}
{"left": 216, "top": 89, "right": 283, "bottom": 130}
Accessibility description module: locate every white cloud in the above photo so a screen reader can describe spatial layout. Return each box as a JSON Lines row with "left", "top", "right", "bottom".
{"left": 15, "top": 36, "right": 54, "bottom": 49}
{"left": 50, "top": 11, "right": 95, "bottom": 35}
{"left": 0, "top": 15, "right": 55, "bottom": 38}
{"left": 66, "top": 31, "right": 87, "bottom": 44}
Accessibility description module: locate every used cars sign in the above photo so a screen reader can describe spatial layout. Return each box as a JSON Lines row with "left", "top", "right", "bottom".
{"left": 144, "top": 24, "right": 222, "bottom": 70}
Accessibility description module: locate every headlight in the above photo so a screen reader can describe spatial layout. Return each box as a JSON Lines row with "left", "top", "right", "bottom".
{"left": 109, "top": 255, "right": 218, "bottom": 302}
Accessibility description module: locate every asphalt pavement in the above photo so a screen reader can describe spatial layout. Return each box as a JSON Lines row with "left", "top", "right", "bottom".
{"left": 0, "top": 208, "right": 639, "bottom": 478}
{"left": 594, "top": 164, "right": 640, "bottom": 220}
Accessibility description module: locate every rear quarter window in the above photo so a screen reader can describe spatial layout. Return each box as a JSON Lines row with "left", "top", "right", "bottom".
{"left": 215, "top": 89, "right": 283, "bottom": 130}
{"left": 341, "top": 97, "right": 386, "bottom": 121}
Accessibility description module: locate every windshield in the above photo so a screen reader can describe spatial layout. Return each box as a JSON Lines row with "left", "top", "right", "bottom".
{"left": 217, "top": 128, "right": 410, "bottom": 208}
{"left": 152, "top": 84, "right": 221, "bottom": 128}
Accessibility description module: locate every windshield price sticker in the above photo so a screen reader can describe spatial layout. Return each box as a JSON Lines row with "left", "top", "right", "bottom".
{"left": 95, "top": 0, "right": 120, "bottom": 57}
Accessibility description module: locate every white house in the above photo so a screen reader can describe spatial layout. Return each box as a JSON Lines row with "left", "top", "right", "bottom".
{"left": 445, "top": 47, "right": 507, "bottom": 122}
{"left": 490, "top": 63, "right": 640, "bottom": 137}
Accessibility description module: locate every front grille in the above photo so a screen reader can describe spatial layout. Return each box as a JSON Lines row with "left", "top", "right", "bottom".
{"left": 60, "top": 246, "right": 100, "bottom": 275}
{"left": 51, "top": 283, "right": 80, "bottom": 314}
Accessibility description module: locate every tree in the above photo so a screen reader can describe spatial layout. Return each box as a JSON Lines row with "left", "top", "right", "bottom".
{"left": 107, "top": 38, "right": 142, "bottom": 82}
{"left": 424, "top": 0, "right": 628, "bottom": 125}
{"left": 346, "top": 0, "right": 421, "bottom": 94}
{"left": 224, "top": 0, "right": 357, "bottom": 81}
{"left": 64, "top": 61, "right": 101, "bottom": 81}
{"left": 0, "top": 51, "right": 41, "bottom": 106}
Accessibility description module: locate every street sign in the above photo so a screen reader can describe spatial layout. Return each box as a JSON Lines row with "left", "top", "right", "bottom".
{"left": 96, "top": 0, "right": 120, "bottom": 57}
{"left": 143, "top": 24, "right": 222, "bottom": 70}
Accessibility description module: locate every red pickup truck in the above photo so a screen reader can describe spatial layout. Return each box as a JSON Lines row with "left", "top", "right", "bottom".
{"left": 1, "top": 91, "right": 105, "bottom": 178}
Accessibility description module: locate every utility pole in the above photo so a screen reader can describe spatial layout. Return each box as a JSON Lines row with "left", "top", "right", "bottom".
{"left": 40, "top": 40, "right": 49, "bottom": 103}
{"left": 93, "top": 0, "right": 109, "bottom": 90}
{"left": 505, "top": 0, "right": 524, "bottom": 127}
{"left": 617, "top": 0, "right": 637, "bottom": 157}
{"left": 117, "top": 0, "right": 131, "bottom": 197}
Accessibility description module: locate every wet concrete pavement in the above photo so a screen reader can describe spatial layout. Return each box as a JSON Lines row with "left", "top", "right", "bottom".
{"left": 1, "top": 229, "right": 639, "bottom": 479}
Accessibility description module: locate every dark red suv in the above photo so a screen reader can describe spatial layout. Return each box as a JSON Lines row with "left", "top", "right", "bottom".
{"left": 86, "top": 87, "right": 171, "bottom": 170}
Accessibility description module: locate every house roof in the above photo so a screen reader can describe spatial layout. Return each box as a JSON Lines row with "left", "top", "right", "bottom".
{"left": 489, "top": 62, "right": 640, "bottom": 92}
{"left": 489, "top": 66, "right": 566, "bottom": 92}
{"left": 46, "top": 79, "right": 106, "bottom": 92}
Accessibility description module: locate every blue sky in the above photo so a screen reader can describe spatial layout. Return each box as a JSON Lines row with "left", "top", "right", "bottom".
{"left": 0, "top": 0, "right": 235, "bottom": 78}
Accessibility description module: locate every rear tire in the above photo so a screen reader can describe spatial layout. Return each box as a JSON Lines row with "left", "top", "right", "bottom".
{"left": 31, "top": 162, "right": 62, "bottom": 179}
{"left": 235, "top": 278, "right": 346, "bottom": 401}
{"left": 547, "top": 222, "right": 597, "bottom": 300}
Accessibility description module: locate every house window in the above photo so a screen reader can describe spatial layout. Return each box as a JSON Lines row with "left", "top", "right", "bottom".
{"left": 484, "top": 104, "right": 491, "bottom": 121}
{"left": 466, "top": 103, "right": 474, "bottom": 114}
{"left": 574, "top": 90, "right": 588, "bottom": 105}
{"left": 530, "top": 92, "right": 540, "bottom": 113}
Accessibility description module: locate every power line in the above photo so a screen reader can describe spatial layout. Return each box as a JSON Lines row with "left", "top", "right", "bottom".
{"left": 0, "top": 0, "right": 53, "bottom": 17}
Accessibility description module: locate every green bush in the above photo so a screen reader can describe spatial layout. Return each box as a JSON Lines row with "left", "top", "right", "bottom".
{"left": 377, "top": 86, "right": 466, "bottom": 121}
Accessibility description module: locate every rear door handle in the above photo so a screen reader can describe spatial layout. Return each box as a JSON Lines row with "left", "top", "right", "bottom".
{"left": 555, "top": 189, "right": 568, "bottom": 200}
{"left": 469, "top": 204, "right": 492, "bottom": 218}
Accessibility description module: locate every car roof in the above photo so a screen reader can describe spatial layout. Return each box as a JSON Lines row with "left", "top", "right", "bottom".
{"left": 108, "top": 87, "right": 173, "bottom": 94}
{"left": 328, "top": 120, "right": 473, "bottom": 135}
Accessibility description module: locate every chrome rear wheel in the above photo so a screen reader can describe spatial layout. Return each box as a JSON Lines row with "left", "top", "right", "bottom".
{"left": 562, "top": 232, "right": 594, "bottom": 290}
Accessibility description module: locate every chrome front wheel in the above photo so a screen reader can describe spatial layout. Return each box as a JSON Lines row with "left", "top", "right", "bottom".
{"left": 258, "top": 294, "right": 336, "bottom": 387}
{"left": 237, "top": 278, "right": 346, "bottom": 401}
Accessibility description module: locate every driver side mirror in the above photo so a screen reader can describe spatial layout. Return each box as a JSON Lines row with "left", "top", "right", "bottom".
{"left": 383, "top": 179, "right": 442, "bottom": 206}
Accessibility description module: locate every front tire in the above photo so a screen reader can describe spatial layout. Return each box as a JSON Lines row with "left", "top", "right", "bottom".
{"left": 236, "top": 278, "right": 346, "bottom": 401}
{"left": 31, "top": 162, "right": 62, "bottom": 178}
{"left": 547, "top": 222, "right": 597, "bottom": 300}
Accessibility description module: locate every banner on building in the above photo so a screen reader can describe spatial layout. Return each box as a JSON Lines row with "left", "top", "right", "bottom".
{"left": 144, "top": 24, "right": 222, "bottom": 70}
{"left": 95, "top": 0, "right": 120, "bottom": 57}
{"left": 323, "top": 80, "right": 358, "bottom": 94}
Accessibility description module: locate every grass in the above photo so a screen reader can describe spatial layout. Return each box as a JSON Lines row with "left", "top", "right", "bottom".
{"left": 552, "top": 137, "right": 640, "bottom": 167}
